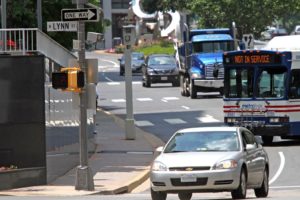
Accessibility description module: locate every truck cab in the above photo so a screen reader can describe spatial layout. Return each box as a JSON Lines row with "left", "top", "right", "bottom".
{"left": 176, "top": 28, "right": 235, "bottom": 98}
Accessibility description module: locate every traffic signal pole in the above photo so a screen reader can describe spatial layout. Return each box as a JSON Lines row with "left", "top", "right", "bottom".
{"left": 75, "top": 0, "right": 94, "bottom": 191}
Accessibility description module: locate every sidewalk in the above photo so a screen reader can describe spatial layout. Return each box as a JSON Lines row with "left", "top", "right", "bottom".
{"left": 0, "top": 109, "right": 165, "bottom": 196}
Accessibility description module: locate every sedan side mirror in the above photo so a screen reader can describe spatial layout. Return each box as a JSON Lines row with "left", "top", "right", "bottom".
{"left": 255, "top": 136, "right": 263, "bottom": 145}
{"left": 246, "top": 144, "right": 256, "bottom": 151}
{"left": 155, "top": 146, "right": 164, "bottom": 152}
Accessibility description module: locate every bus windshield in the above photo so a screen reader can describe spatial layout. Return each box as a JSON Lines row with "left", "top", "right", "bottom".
{"left": 193, "top": 41, "right": 233, "bottom": 53}
{"left": 257, "top": 67, "right": 287, "bottom": 98}
{"left": 225, "top": 66, "right": 287, "bottom": 99}
{"left": 225, "top": 67, "right": 254, "bottom": 98}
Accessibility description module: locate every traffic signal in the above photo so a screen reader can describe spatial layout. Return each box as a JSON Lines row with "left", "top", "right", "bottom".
{"left": 52, "top": 67, "right": 84, "bottom": 92}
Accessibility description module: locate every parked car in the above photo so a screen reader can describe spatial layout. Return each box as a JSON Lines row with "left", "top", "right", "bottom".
{"left": 261, "top": 27, "right": 288, "bottom": 40}
{"left": 142, "top": 54, "right": 180, "bottom": 87}
{"left": 150, "top": 126, "right": 269, "bottom": 200}
{"left": 119, "top": 52, "right": 145, "bottom": 76}
{"left": 293, "top": 25, "right": 300, "bottom": 35}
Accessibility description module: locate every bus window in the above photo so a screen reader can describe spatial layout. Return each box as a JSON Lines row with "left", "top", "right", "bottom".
{"left": 257, "top": 67, "right": 287, "bottom": 98}
{"left": 289, "top": 69, "right": 300, "bottom": 99}
{"left": 226, "top": 68, "right": 254, "bottom": 98}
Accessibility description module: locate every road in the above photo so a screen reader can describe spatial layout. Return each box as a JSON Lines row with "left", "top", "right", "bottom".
{"left": 9, "top": 52, "right": 296, "bottom": 200}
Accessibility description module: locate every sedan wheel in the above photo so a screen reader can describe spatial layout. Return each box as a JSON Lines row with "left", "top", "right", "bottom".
{"left": 254, "top": 169, "right": 269, "bottom": 197}
{"left": 231, "top": 169, "right": 247, "bottom": 199}
{"left": 178, "top": 192, "right": 192, "bottom": 200}
{"left": 151, "top": 188, "right": 167, "bottom": 200}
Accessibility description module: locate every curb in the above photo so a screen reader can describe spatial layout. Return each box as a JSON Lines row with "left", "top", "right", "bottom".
{"left": 98, "top": 109, "right": 165, "bottom": 194}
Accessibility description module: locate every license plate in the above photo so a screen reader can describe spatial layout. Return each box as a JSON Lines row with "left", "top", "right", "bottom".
{"left": 161, "top": 77, "right": 168, "bottom": 80}
{"left": 180, "top": 175, "right": 197, "bottom": 182}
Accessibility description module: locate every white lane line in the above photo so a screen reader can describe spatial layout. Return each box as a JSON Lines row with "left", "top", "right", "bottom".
{"left": 181, "top": 106, "right": 190, "bottom": 110}
{"left": 197, "top": 115, "right": 220, "bottom": 123}
{"left": 105, "top": 77, "right": 114, "bottom": 82}
{"left": 137, "top": 98, "right": 153, "bottom": 102}
{"left": 101, "top": 59, "right": 119, "bottom": 68}
{"left": 270, "top": 185, "right": 300, "bottom": 189}
{"left": 161, "top": 99, "right": 168, "bottom": 103}
{"left": 269, "top": 151, "right": 285, "bottom": 185}
{"left": 112, "top": 99, "right": 126, "bottom": 103}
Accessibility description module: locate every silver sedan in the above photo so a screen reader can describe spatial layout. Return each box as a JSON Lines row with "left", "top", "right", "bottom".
{"left": 150, "top": 126, "right": 269, "bottom": 200}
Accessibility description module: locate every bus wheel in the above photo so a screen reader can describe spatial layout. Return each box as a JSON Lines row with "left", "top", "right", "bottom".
{"left": 262, "top": 136, "right": 273, "bottom": 145}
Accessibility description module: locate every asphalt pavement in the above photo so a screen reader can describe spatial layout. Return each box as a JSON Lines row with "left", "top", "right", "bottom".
{"left": 0, "top": 108, "right": 165, "bottom": 196}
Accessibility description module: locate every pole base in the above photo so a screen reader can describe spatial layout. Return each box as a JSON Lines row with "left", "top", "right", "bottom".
{"left": 75, "top": 165, "right": 94, "bottom": 191}
{"left": 125, "top": 118, "right": 136, "bottom": 140}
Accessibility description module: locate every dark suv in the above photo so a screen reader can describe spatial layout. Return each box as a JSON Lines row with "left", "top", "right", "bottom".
{"left": 142, "top": 54, "right": 180, "bottom": 87}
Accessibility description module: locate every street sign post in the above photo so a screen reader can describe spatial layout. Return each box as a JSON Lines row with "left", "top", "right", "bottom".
{"left": 47, "top": 21, "right": 78, "bottom": 32}
{"left": 61, "top": 8, "right": 99, "bottom": 22}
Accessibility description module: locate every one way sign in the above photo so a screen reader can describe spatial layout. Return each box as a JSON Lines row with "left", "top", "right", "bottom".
{"left": 61, "top": 8, "right": 99, "bottom": 22}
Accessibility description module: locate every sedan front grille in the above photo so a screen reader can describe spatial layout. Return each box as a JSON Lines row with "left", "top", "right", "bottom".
{"left": 171, "top": 178, "right": 208, "bottom": 186}
{"left": 169, "top": 167, "right": 210, "bottom": 171}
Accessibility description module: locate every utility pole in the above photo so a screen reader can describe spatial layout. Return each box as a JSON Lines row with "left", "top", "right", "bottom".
{"left": 37, "top": 0, "right": 42, "bottom": 30}
{"left": 1, "top": 0, "right": 6, "bottom": 28}
{"left": 75, "top": 0, "right": 94, "bottom": 191}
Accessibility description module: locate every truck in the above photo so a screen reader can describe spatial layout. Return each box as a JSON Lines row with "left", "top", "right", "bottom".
{"left": 175, "top": 28, "right": 236, "bottom": 98}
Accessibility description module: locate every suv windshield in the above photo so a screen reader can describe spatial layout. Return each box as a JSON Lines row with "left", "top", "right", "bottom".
{"left": 193, "top": 41, "right": 234, "bottom": 53}
{"left": 164, "top": 131, "right": 240, "bottom": 152}
{"left": 148, "top": 56, "right": 176, "bottom": 65}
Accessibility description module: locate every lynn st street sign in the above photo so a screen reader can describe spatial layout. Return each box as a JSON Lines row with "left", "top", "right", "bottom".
{"left": 61, "top": 8, "right": 99, "bottom": 22}
{"left": 47, "top": 21, "right": 78, "bottom": 32}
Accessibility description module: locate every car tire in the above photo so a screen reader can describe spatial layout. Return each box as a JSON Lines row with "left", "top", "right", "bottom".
{"left": 145, "top": 76, "right": 151, "bottom": 87}
{"left": 254, "top": 168, "right": 269, "bottom": 198}
{"left": 189, "top": 80, "right": 197, "bottom": 99}
{"left": 262, "top": 136, "right": 273, "bottom": 145}
{"left": 231, "top": 169, "right": 247, "bottom": 199}
{"left": 151, "top": 188, "right": 167, "bottom": 200}
{"left": 172, "top": 80, "right": 180, "bottom": 87}
{"left": 120, "top": 70, "right": 124, "bottom": 76}
{"left": 178, "top": 192, "right": 192, "bottom": 200}
{"left": 180, "top": 76, "right": 187, "bottom": 96}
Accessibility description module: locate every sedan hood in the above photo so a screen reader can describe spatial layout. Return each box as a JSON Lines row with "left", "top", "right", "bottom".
{"left": 156, "top": 151, "right": 240, "bottom": 168}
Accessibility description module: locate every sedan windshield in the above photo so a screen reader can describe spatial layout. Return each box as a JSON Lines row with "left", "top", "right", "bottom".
{"left": 148, "top": 56, "right": 176, "bottom": 65}
{"left": 164, "top": 131, "right": 240, "bottom": 153}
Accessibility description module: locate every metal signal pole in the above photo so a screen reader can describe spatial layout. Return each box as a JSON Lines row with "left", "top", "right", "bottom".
{"left": 75, "top": 0, "right": 94, "bottom": 191}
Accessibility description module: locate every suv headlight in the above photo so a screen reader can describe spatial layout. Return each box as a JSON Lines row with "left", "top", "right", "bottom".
{"left": 213, "top": 160, "right": 238, "bottom": 170}
{"left": 151, "top": 161, "right": 167, "bottom": 171}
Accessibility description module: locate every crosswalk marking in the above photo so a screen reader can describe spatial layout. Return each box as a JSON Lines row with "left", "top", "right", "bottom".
{"left": 107, "top": 82, "right": 120, "bottom": 85}
{"left": 137, "top": 98, "right": 152, "bottom": 102}
{"left": 112, "top": 99, "right": 126, "bottom": 103}
{"left": 197, "top": 115, "right": 220, "bottom": 123}
{"left": 181, "top": 106, "right": 190, "bottom": 110}
{"left": 135, "top": 120, "right": 154, "bottom": 127}
{"left": 132, "top": 81, "right": 142, "bottom": 85}
{"left": 164, "top": 118, "right": 187, "bottom": 124}
{"left": 162, "top": 97, "right": 179, "bottom": 101}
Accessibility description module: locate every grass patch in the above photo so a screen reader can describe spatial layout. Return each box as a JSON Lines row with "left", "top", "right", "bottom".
{"left": 134, "top": 41, "right": 175, "bottom": 56}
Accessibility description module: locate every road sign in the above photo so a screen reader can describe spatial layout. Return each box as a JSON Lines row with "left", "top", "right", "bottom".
{"left": 47, "top": 21, "right": 78, "bottom": 32}
{"left": 61, "top": 8, "right": 99, "bottom": 22}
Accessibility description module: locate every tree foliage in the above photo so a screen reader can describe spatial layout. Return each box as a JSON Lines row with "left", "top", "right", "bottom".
{"left": 142, "top": 0, "right": 300, "bottom": 38}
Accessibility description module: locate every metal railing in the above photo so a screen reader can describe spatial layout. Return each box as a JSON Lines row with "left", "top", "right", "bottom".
{"left": 0, "top": 28, "right": 76, "bottom": 66}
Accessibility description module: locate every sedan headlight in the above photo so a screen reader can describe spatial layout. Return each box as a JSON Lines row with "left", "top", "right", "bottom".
{"left": 151, "top": 161, "right": 168, "bottom": 171}
{"left": 214, "top": 160, "right": 238, "bottom": 170}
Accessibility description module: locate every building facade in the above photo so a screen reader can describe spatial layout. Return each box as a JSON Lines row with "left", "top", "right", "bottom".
{"left": 101, "top": 0, "right": 131, "bottom": 49}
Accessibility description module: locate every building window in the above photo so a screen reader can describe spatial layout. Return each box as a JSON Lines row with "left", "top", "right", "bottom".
{"left": 112, "top": 0, "right": 131, "bottom": 9}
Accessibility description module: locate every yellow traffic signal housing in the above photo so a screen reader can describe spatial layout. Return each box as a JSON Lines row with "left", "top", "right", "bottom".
{"left": 52, "top": 67, "right": 84, "bottom": 92}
